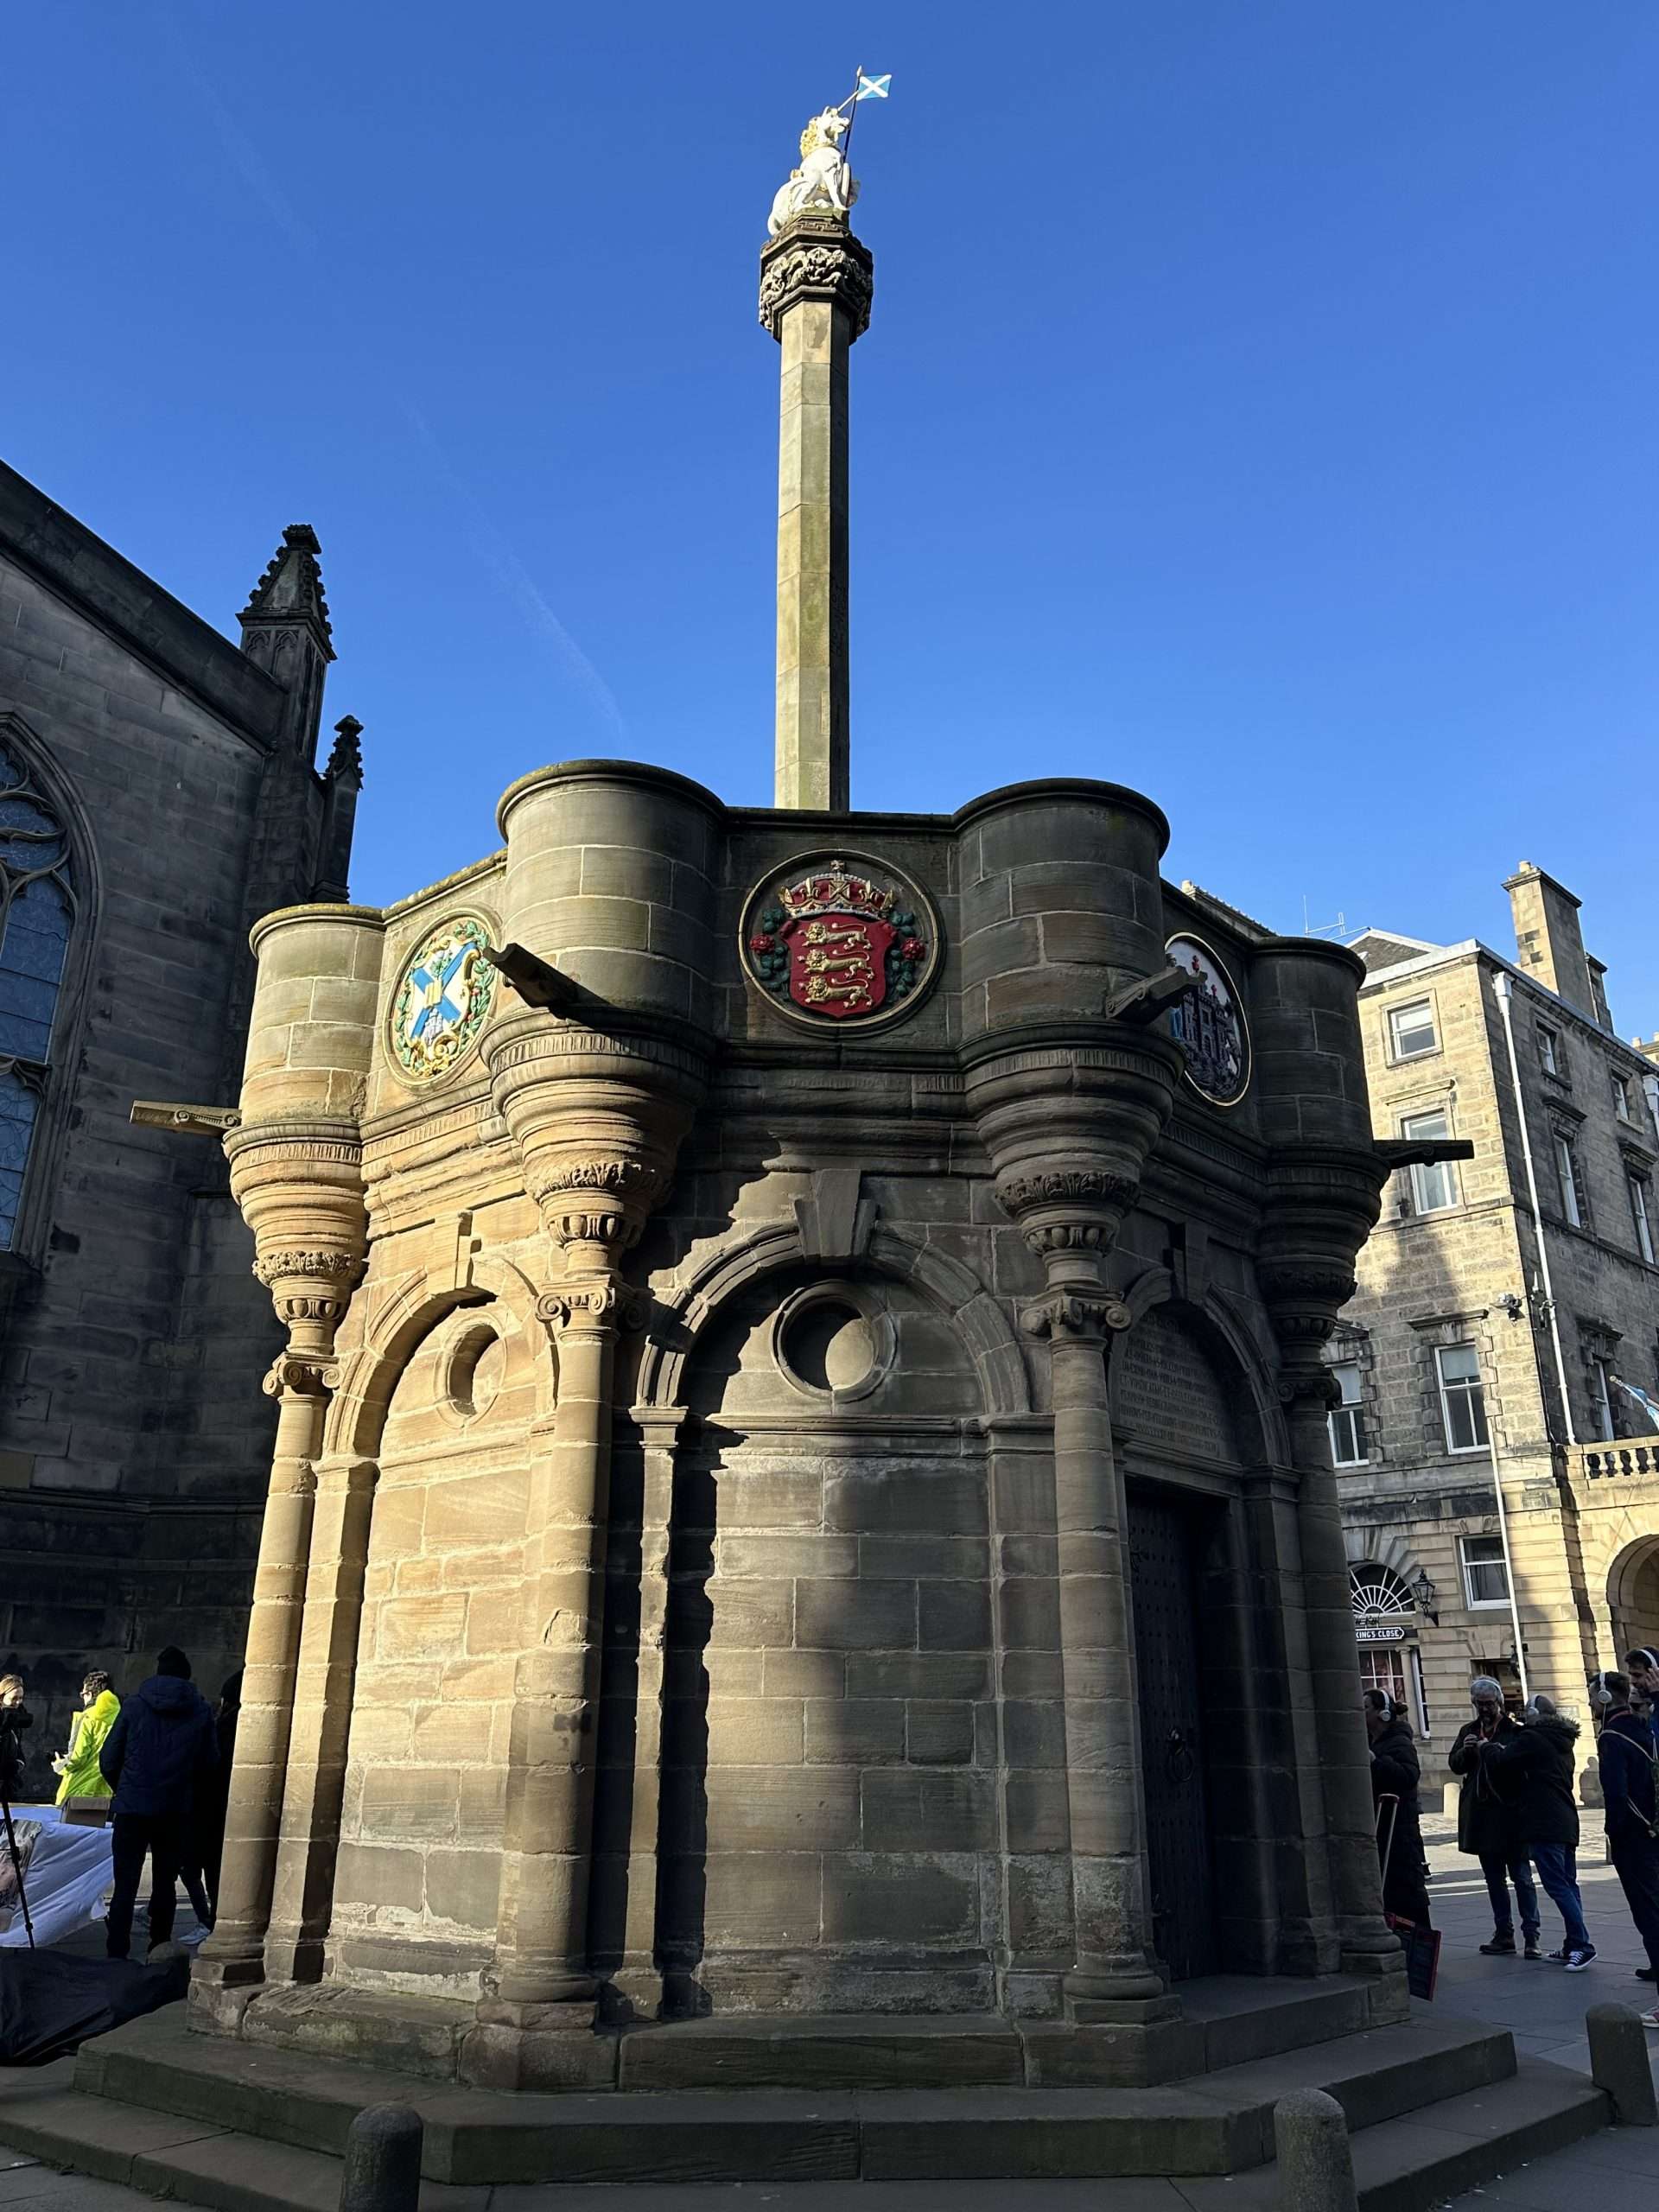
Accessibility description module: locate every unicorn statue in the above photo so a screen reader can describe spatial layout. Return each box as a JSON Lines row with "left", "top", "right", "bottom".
{"left": 767, "top": 106, "right": 859, "bottom": 235}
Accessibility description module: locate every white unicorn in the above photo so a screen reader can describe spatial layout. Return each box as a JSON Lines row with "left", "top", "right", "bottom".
{"left": 767, "top": 107, "right": 859, "bottom": 236}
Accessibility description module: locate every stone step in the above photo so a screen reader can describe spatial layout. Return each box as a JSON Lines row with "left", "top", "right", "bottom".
{"left": 1174, "top": 2060, "right": 1611, "bottom": 2212}
{"left": 32, "top": 2008, "right": 1522, "bottom": 2188}
{"left": 0, "top": 2059, "right": 1610, "bottom": 2212}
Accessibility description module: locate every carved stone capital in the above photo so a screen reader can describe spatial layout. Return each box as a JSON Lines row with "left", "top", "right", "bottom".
{"left": 1020, "top": 1291, "right": 1134, "bottom": 1343}
{"left": 536, "top": 1282, "right": 650, "bottom": 1337}
{"left": 262, "top": 1351, "right": 340, "bottom": 1400}
{"left": 251, "top": 1248, "right": 365, "bottom": 1289}
{"left": 527, "top": 1160, "right": 667, "bottom": 1254}
{"left": 759, "top": 219, "right": 874, "bottom": 340}
{"left": 996, "top": 1167, "right": 1141, "bottom": 1267}
{"left": 1277, "top": 1367, "right": 1342, "bottom": 1412}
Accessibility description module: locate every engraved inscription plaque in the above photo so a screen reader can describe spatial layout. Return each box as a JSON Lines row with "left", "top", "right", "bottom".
{"left": 1114, "top": 1309, "right": 1238, "bottom": 1465}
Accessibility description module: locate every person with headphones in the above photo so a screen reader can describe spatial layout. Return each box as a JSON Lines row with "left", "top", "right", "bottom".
{"left": 1624, "top": 1649, "right": 1659, "bottom": 1735}
{"left": 1590, "top": 1669, "right": 1659, "bottom": 2023}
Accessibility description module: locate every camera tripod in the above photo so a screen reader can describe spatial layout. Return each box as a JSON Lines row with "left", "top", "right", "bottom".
{"left": 0, "top": 1725, "right": 36, "bottom": 1949}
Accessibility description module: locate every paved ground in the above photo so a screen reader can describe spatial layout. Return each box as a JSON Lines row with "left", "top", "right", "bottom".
{"left": 1, "top": 1819, "right": 1656, "bottom": 2209}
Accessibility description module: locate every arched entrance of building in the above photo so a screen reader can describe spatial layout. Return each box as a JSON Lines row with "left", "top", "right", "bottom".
{"left": 1607, "top": 1535, "right": 1659, "bottom": 1659}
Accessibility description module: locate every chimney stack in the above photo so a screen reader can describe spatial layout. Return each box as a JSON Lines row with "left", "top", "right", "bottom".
{"left": 1503, "top": 862, "right": 1599, "bottom": 1023}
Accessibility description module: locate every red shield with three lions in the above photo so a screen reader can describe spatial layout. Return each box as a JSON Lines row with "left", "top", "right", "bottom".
{"left": 781, "top": 910, "right": 897, "bottom": 1019}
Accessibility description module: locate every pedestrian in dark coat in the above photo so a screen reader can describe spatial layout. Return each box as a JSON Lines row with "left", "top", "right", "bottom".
{"left": 1365, "top": 1689, "right": 1432, "bottom": 1928}
{"left": 99, "top": 1646, "right": 219, "bottom": 1960}
{"left": 1480, "top": 1694, "right": 1593, "bottom": 1968}
{"left": 1448, "top": 1675, "right": 1540, "bottom": 1956}
{"left": 1590, "top": 1670, "right": 1659, "bottom": 2014}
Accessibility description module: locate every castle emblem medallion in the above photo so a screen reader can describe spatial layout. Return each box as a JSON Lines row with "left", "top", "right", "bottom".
{"left": 1166, "top": 933, "right": 1250, "bottom": 1107}
{"left": 741, "top": 854, "right": 939, "bottom": 1030}
{"left": 389, "top": 913, "right": 497, "bottom": 1083}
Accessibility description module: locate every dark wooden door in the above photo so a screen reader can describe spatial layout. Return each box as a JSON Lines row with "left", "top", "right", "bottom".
{"left": 1126, "top": 1488, "right": 1217, "bottom": 1980}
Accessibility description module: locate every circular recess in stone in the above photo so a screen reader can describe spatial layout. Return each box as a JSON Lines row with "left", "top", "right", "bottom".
{"left": 444, "top": 1322, "right": 505, "bottom": 1422}
{"left": 772, "top": 1284, "right": 892, "bottom": 1402}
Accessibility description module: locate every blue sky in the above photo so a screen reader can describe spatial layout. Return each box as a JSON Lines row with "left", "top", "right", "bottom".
{"left": 8, "top": 4, "right": 1657, "bottom": 1024}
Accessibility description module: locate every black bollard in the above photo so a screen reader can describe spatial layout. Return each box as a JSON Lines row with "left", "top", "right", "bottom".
{"left": 1274, "top": 2088, "right": 1358, "bottom": 2212}
{"left": 1586, "top": 2003, "right": 1658, "bottom": 2126}
{"left": 339, "top": 2103, "right": 423, "bottom": 2212}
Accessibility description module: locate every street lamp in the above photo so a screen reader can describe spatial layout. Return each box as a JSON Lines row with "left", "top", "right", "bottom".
{"left": 1410, "top": 1568, "right": 1439, "bottom": 1625}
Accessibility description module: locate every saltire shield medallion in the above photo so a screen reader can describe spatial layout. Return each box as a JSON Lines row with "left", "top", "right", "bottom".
{"left": 1165, "top": 933, "right": 1250, "bottom": 1106}
{"left": 389, "top": 913, "right": 497, "bottom": 1083}
{"left": 741, "top": 854, "right": 939, "bottom": 1031}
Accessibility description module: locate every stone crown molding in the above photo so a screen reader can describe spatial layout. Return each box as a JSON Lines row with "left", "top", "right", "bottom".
{"left": 483, "top": 1023, "right": 709, "bottom": 1091}
{"left": 759, "top": 219, "right": 874, "bottom": 340}
{"left": 998, "top": 1168, "right": 1140, "bottom": 1218}
{"left": 251, "top": 1249, "right": 367, "bottom": 1288}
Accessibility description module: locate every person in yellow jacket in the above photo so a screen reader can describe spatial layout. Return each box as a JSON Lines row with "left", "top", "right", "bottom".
{"left": 53, "top": 1672, "right": 120, "bottom": 1805}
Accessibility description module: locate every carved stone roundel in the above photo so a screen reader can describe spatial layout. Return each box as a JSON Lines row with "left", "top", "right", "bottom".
{"left": 389, "top": 913, "right": 497, "bottom": 1084}
{"left": 740, "top": 852, "right": 941, "bottom": 1032}
{"left": 1165, "top": 932, "right": 1250, "bottom": 1108}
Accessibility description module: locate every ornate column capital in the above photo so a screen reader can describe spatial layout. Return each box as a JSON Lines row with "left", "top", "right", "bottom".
{"left": 759, "top": 217, "right": 874, "bottom": 340}
{"left": 262, "top": 1350, "right": 341, "bottom": 1401}
{"left": 1019, "top": 1289, "right": 1134, "bottom": 1344}
{"left": 535, "top": 1280, "right": 651, "bottom": 1338}
{"left": 527, "top": 1159, "right": 668, "bottom": 1257}
{"left": 997, "top": 1167, "right": 1141, "bottom": 1268}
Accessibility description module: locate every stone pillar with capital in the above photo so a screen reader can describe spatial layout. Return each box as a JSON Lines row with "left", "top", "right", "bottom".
{"left": 760, "top": 213, "right": 873, "bottom": 810}
{"left": 195, "top": 904, "right": 383, "bottom": 2006}
{"left": 1251, "top": 938, "right": 1404, "bottom": 2003}
{"left": 463, "top": 1122, "right": 681, "bottom": 2088}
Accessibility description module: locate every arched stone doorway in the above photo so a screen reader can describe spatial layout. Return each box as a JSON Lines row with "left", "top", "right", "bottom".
{"left": 1608, "top": 1534, "right": 1659, "bottom": 1659}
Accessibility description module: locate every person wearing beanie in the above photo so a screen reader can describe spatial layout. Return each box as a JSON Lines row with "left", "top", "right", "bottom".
{"left": 1624, "top": 1649, "right": 1659, "bottom": 1737}
{"left": 1364, "top": 1689, "right": 1432, "bottom": 1929}
{"left": 99, "top": 1646, "right": 219, "bottom": 1960}
{"left": 1480, "top": 1693, "right": 1595, "bottom": 1969}
{"left": 1447, "top": 1677, "right": 1539, "bottom": 1958}
{"left": 1591, "top": 1670, "right": 1659, "bottom": 2021}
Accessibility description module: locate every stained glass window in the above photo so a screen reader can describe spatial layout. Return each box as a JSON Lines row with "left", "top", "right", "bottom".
{"left": 0, "top": 739, "right": 75, "bottom": 1250}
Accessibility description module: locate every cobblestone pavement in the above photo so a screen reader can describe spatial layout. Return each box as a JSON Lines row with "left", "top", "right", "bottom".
{"left": 3, "top": 1822, "right": 1656, "bottom": 2209}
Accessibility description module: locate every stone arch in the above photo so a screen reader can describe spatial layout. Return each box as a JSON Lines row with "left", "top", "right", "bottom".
{"left": 1342, "top": 1529, "right": 1429, "bottom": 1587}
{"left": 1607, "top": 1533, "right": 1659, "bottom": 1657}
{"left": 324, "top": 1249, "right": 547, "bottom": 1461}
{"left": 1116, "top": 1267, "right": 1276, "bottom": 1466}
{"left": 633, "top": 1216, "right": 1029, "bottom": 1416}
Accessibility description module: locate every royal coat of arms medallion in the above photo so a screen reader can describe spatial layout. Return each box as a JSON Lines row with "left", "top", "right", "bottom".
{"left": 741, "top": 855, "right": 939, "bottom": 1030}
{"left": 1166, "top": 933, "right": 1250, "bottom": 1106}
{"left": 389, "top": 913, "right": 497, "bottom": 1083}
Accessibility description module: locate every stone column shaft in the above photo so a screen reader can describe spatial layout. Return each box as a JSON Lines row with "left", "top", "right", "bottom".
{"left": 1027, "top": 1292, "right": 1166, "bottom": 2006}
{"left": 199, "top": 1371, "right": 324, "bottom": 1985}
{"left": 1282, "top": 1379, "right": 1402, "bottom": 1974}
{"left": 487, "top": 1277, "right": 625, "bottom": 2011}
{"left": 759, "top": 216, "right": 872, "bottom": 812}
{"left": 775, "top": 296, "right": 849, "bottom": 810}
{"left": 264, "top": 1453, "right": 377, "bottom": 1982}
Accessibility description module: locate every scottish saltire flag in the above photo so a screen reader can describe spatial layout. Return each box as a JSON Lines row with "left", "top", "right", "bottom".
{"left": 1611, "top": 1375, "right": 1659, "bottom": 1431}
{"left": 855, "top": 73, "right": 892, "bottom": 100}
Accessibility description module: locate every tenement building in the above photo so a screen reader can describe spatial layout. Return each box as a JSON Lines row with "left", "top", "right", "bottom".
{"left": 1332, "top": 865, "right": 1659, "bottom": 1773}
{"left": 0, "top": 462, "right": 360, "bottom": 1795}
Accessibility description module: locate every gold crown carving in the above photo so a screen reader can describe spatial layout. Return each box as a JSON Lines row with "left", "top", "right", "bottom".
{"left": 776, "top": 860, "right": 895, "bottom": 924}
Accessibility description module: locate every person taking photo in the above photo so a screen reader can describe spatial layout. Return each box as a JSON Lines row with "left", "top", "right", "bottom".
{"left": 1448, "top": 1675, "right": 1540, "bottom": 1957}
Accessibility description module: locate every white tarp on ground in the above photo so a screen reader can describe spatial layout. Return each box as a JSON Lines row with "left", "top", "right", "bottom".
{"left": 0, "top": 1804, "right": 113, "bottom": 1948}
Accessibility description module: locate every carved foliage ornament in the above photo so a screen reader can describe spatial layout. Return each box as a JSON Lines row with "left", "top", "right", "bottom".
{"left": 389, "top": 913, "right": 497, "bottom": 1085}
{"left": 251, "top": 1249, "right": 365, "bottom": 1287}
{"left": 758, "top": 233, "right": 874, "bottom": 340}
{"left": 998, "top": 1169, "right": 1140, "bottom": 1218}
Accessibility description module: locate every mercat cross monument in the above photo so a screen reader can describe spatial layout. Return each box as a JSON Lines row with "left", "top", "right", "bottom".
{"left": 46, "top": 73, "right": 1565, "bottom": 2205}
